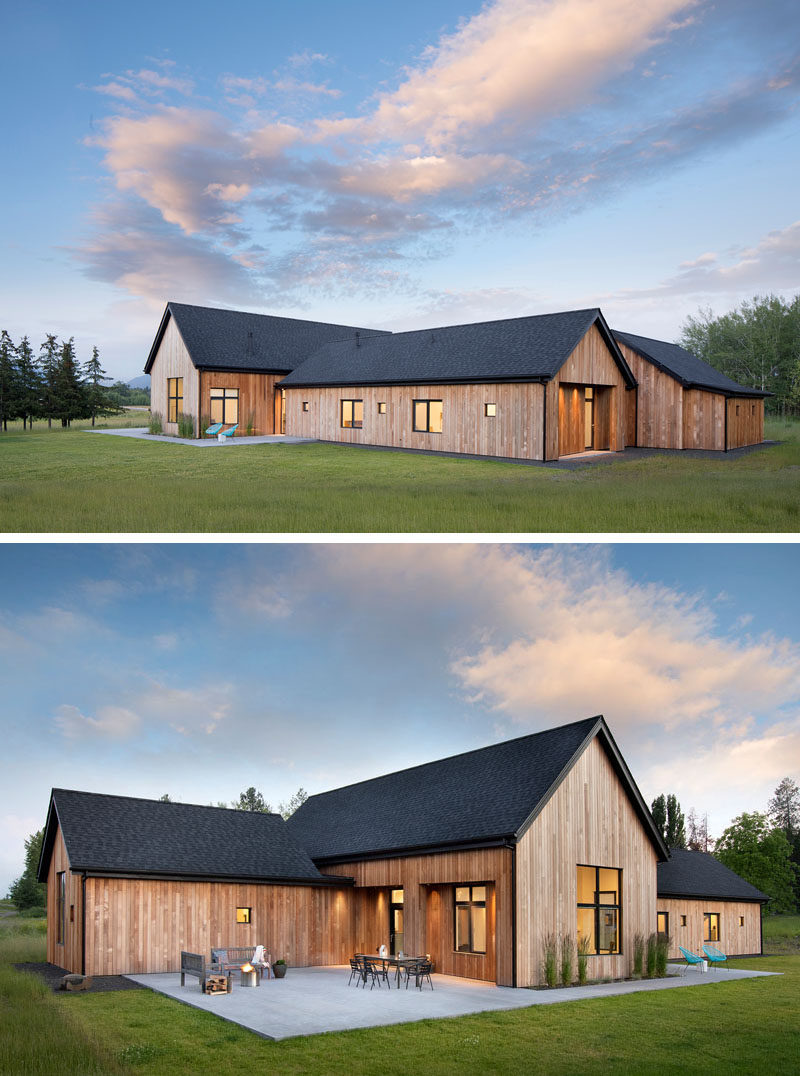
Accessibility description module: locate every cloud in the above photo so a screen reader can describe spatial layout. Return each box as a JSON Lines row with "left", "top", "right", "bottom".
{"left": 55, "top": 704, "right": 141, "bottom": 739}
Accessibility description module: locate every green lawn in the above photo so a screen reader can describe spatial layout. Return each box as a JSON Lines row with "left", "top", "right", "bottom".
{"left": 0, "top": 415, "right": 798, "bottom": 532}
{"left": 763, "top": 914, "right": 800, "bottom": 954}
{"left": 1, "top": 917, "right": 796, "bottom": 1076}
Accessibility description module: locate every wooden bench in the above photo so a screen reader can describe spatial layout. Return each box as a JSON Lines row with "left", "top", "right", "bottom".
{"left": 180, "top": 950, "right": 229, "bottom": 993}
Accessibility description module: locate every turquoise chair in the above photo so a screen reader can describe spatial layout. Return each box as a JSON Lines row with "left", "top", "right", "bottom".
{"left": 221, "top": 423, "right": 239, "bottom": 438}
{"left": 204, "top": 422, "right": 223, "bottom": 436}
{"left": 702, "top": 944, "right": 727, "bottom": 970}
{"left": 678, "top": 946, "right": 705, "bottom": 974}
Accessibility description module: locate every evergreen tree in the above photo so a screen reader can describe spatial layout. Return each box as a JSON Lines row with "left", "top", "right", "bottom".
{"left": 83, "top": 345, "right": 120, "bottom": 426}
{"left": 768, "top": 777, "right": 800, "bottom": 840}
{"left": 8, "top": 829, "right": 46, "bottom": 911}
{"left": 14, "top": 335, "right": 42, "bottom": 430}
{"left": 651, "top": 794, "right": 667, "bottom": 841}
{"left": 651, "top": 793, "right": 686, "bottom": 848}
{"left": 278, "top": 787, "right": 308, "bottom": 819}
{"left": 715, "top": 812, "right": 798, "bottom": 913}
{"left": 54, "top": 337, "right": 86, "bottom": 426}
{"left": 0, "top": 329, "right": 18, "bottom": 431}
{"left": 232, "top": 787, "right": 272, "bottom": 812}
{"left": 38, "top": 334, "right": 60, "bottom": 428}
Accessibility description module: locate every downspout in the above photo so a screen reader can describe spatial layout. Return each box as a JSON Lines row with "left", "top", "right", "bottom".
{"left": 542, "top": 383, "right": 547, "bottom": 462}
{"left": 81, "top": 873, "right": 87, "bottom": 976}
{"left": 759, "top": 903, "right": 763, "bottom": 956}
{"left": 511, "top": 844, "right": 517, "bottom": 988}
{"left": 724, "top": 396, "right": 729, "bottom": 452}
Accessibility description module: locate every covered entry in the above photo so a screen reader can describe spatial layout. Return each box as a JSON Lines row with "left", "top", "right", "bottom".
{"left": 558, "top": 384, "right": 613, "bottom": 455}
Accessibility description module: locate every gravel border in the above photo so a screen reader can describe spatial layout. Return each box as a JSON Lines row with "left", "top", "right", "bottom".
{"left": 13, "top": 961, "right": 145, "bottom": 993}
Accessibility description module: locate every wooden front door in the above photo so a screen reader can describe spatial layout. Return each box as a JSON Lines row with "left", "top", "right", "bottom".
{"left": 558, "top": 384, "right": 585, "bottom": 456}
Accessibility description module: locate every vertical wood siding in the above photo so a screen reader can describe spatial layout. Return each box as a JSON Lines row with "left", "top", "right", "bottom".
{"left": 726, "top": 397, "right": 764, "bottom": 449}
{"left": 45, "top": 828, "right": 83, "bottom": 973}
{"left": 83, "top": 878, "right": 353, "bottom": 976}
{"left": 148, "top": 317, "right": 199, "bottom": 435}
{"left": 198, "top": 371, "right": 282, "bottom": 435}
{"left": 657, "top": 898, "right": 762, "bottom": 958}
{"left": 285, "top": 382, "right": 546, "bottom": 461}
{"left": 550, "top": 324, "right": 626, "bottom": 456}
{"left": 617, "top": 343, "right": 685, "bottom": 449}
{"left": 683, "top": 390, "right": 725, "bottom": 450}
{"left": 515, "top": 737, "right": 658, "bottom": 987}
{"left": 323, "top": 847, "right": 514, "bottom": 985}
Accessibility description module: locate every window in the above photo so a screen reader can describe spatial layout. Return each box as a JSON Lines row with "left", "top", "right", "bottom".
{"left": 577, "top": 865, "right": 621, "bottom": 955}
{"left": 210, "top": 387, "right": 239, "bottom": 425}
{"left": 739, "top": 916, "right": 745, "bottom": 927}
{"left": 377, "top": 402, "right": 387, "bottom": 414}
{"left": 236, "top": 907, "right": 251, "bottom": 924}
{"left": 751, "top": 404, "right": 755, "bottom": 416}
{"left": 484, "top": 403, "right": 496, "bottom": 417}
{"left": 454, "top": 885, "right": 487, "bottom": 954}
{"left": 680, "top": 915, "right": 687, "bottom": 927}
{"left": 56, "top": 872, "right": 65, "bottom": 945}
{"left": 704, "top": 913, "right": 720, "bottom": 942}
{"left": 302, "top": 401, "right": 309, "bottom": 412}
{"left": 657, "top": 912, "right": 669, "bottom": 935}
{"left": 413, "top": 399, "right": 443, "bottom": 433}
{"left": 736, "top": 404, "right": 740, "bottom": 416}
{"left": 167, "top": 377, "right": 183, "bottom": 423}
{"left": 341, "top": 399, "right": 363, "bottom": 428}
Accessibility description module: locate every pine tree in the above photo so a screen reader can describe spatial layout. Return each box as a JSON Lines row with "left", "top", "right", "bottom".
{"left": 8, "top": 829, "right": 46, "bottom": 911}
{"left": 232, "top": 787, "right": 272, "bottom": 812}
{"left": 665, "top": 794, "right": 686, "bottom": 849}
{"left": 54, "top": 337, "right": 86, "bottom": 426}
{"left": 0, "top": 330, "right": 18, "bottom": 431}
{"left": 38, "top": 334, "right": 60, "bottom": 428}
{"left": 83, "top": 345, "right": 120, "bottom": 426}
{"left": 14, "top": 335, "right": 42, "bottom": 430}
{"left": 768, "top": 778, "right": 800, "bottom": 840}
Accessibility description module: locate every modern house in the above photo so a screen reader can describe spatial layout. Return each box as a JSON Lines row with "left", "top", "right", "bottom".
{"left": 38, "top": 715, "right": 766, "bottom": 985}
{"left": 656, "top": 847, "right": 768, "bottom": 959}
{"left": 144, "top": 302, "right": 768, "bottom": 460}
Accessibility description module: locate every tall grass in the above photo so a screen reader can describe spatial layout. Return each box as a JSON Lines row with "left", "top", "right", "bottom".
{"left": 560, "top": 933, "right": 574, "bottom": 986}
{"left": 542, "top": 933, "right": 558, "bottom": 988}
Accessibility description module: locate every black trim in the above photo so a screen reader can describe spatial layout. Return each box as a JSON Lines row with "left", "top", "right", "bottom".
{"left": 657, "top": 890, "right": 767, "bottom": 904}
{"left": 511, "top": 843, "right": 517, "bottom": 987}
{"left": 724, "top": 398, "right": 729, "bottom": 452}
{"left": 198, "top": 364, "right": 293, "bottom": 376}
{"left": 454, "top": 883, "right": 488, "bottom": 955}
{"left": 312, "top": 835, "right": 513, "bottom": 867}
{"left": 280, "top": 376, "right": 550, "bottom": 389}
{"left": 412, "top": 398, "right": 443, "bottom": 434}
{"left": 613, "top": 334, "right": 771, "bottom": 397}
{"left": 78, "top": 869, "right": 351, "bottom": 887}
{"left": 542, "top": 382, "right": 547, "bottom": 461}
{"left": 81, "top": 873, "right": 86, "bottom": 976}
{"left": 340, "top": 398, "right": 363, "bottom": 429}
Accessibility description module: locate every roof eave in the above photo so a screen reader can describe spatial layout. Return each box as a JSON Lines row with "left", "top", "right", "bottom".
{"left": 279, "top": 375, "right": 551, "bottom": 389}
{"left": 657, "top": 888, "right": 769, "bottom": 904}
{"left": 143, "top": 303, "right": 173, "bottom": 375}
{"left": 309, "top": 834, "right": 514, "bottom": 867}
{"left": 76, "top": 867, "right": 346, "bottom": 887}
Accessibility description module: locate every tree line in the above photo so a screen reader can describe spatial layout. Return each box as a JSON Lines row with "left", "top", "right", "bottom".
{"left": 650, "top": 776, "right": 800, "bottom": 913}
{"left": 0, "top": 330, "right": 128, "bottom": 431}
{"left": 679, "top": 293, "right": 800, "bottom": 415}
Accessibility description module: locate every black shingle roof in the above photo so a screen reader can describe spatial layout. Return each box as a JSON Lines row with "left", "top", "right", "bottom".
{"left": 657, "top": 847, "right": 769, "bottom": 902}
{"left": 280, "top": 309, "right": 635, "bottom": 388}
{"left": 38, "top": 790, "right": 328, "bottom": 884}
{"left": 144, "top": 302, "right": 389, "bottom": 375}
{"left": 287, "top": 716, "right": 665, "bottom": 862}
{"left": 613, "top": 330, "right": 770, "bottom": 397}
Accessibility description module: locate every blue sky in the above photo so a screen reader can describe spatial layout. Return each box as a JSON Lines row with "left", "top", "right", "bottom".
{"left": 1, "top": 542, "right": 798, "bottom": 895}
{"left": 1, "top": 0, "right": 798, "bottom": 379}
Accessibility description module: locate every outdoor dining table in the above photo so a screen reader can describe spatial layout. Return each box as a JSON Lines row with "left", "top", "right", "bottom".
{"left": 355, "top": 954, "right": 426, "bottom": 988}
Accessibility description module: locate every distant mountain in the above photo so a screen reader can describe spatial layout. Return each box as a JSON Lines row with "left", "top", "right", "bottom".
{"left": 127, "top": 375, "right": 150, "bottom": 389}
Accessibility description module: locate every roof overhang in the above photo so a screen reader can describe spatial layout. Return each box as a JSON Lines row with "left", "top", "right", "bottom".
{"left": 36, "top": 792, "right": 60, "bottom": 883}
{"left": 658, "top": 889, "right": 768, "bottom": 904}
{"left": 144, "top": 304, "right": 175, "bottom": 375}
{"left": 197, "top": 365, "right": 293, "bottom": 376}
{"left": 76, "top": 868, "right": 351, "bottom": 887}
{"left": 614, "top": 333, "right": 771, "bottom": 397}
{"left": 279, "top": 376, "right": 551, "bottom": 390}
{"left": 311, "top": 835, "right": 514, "bottom": 867}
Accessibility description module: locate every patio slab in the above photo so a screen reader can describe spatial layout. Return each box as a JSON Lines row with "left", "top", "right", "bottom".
{"left": 124, "top": 963, "right": 777, "bottom": 1041}
{"left": 83, "top": 428, "right": 316, "bottom": 447}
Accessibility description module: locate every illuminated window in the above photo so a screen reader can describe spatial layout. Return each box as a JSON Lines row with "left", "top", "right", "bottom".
{"left": 736, "top": 405, "right": 740, "bottom": 416}
{"left": 167, "top": 377, "right": 183, "bottom": 423}
{"left": 210, "top": 387, "right": 239, "bottom": 425}
{"left": 56, "top": 872, "right": 65, "bottom": 944}
{"left": 484, "top": 403, "right": 496, "bottom": 417}
{"left": 302, "top": 401, "right": 309, "bottom": 412}
{"left": 341, "top": 399, "right": 363, "bottom": 428}
{"left": 378, "top": 402, "right": 387, "bottom": 414}
{"left": 236, "top": 907, "right": 251, "bottom": 924}
{"left": 657, "top": 912, "right": 669, "bottom": 935}
{"left": 739, "top": 916, "right": 745, "bottom": 927}
{"left": 680, "top": 915, "right": 687, "bottom": 927}
{"left": 577, "top": 865, "right": 621, "bottom": 954}
{"left": 454, "top": 885, "right": 486, "bottom": 954}
{"left": 413, "top": 399, "right": 443, "bottom": 433}
{"left": 703, "top": 913, "right": 719, "bottom": 942}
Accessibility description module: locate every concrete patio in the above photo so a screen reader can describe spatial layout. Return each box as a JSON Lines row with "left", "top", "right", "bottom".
{"left": 125, "top": 963, "right": 777, "bottom": 1041}
{"left": 84, "top": 427, "right": 316, "bottom": 447}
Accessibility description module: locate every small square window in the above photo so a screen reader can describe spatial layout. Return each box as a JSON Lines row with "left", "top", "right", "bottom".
{"left": 236, "top": 907, "right": 251, "bottom": 924}
{"left": 302, "top": 402, "right": 309, "bottom": 412}
{"left": 378, "top": 402, "right": 387, "bottom": 414}
{"left": 484, "top": 403, "right": 496, "bottom": 417}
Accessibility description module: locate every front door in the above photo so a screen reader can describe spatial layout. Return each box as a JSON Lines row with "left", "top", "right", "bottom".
{"left": 389, "top": 889, "right": 404, "bottom": 955}
{"left": 584, "top": 387, "right": 594, "bottom": 449}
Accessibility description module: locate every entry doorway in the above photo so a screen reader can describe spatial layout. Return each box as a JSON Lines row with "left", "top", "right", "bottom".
{"left": 558, "top": 383, "right": 612, "bottom": 456}
{"left": 389, "top": 889, "right": 404, "bottom": 955}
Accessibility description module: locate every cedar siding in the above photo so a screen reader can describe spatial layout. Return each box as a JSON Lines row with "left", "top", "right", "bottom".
{"left": 45, "top": 826, "right": 83, "bottom": 973}
{"left": 727, "top": 396, "right": 765, "bottom": 449}
{"left": 657, "top": 898, "right": 762, "bottom": 959}
{"left": 148, "top": 315, "right": 199, "bottom": 436}
{"left": 515, "top": 735, "right": 658, "bottom": 986}
{"left": 198, "top": 370, "right": 283, "bottom": 436}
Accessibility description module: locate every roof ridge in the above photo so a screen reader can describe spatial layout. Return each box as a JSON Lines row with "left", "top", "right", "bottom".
{"left": 166, "top": 300, "right": 386, "bottom": 334}
{"left": 358, "top": 307, "right": 602, "bottom": 342}
{"left": 51, "top": 788, "right": 282, "bottom": 818}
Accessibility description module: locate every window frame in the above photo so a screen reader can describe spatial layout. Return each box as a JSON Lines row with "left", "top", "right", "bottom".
{"left": 453, "top": 884, "right": 487, "bottom": 955}
{"left": 340, "top": 399, "right": 363, "bottom": 429}
{"left": 412, "top": 399, "right": 443, "bottom": 434}
{"left": 210, "top": 386, "right": 239, "bottom": 425}
{"left": 377, "top": 401, "right": 387, "bottom": 415}
{"left": 704, "top": 912, "right": 720, "bottom": 942}
{"left": 576, "top": 864, "right": 622, "bottom": 955}
{"left": 236, "top": 907, "right": 251, "bottom": 925}
{"left": 657, "top": 911, "right": 669, "bottom": 936}
{"left": 56, "top": 871, "right": 65, "bottom": 945}
{"left": 302, "top": 401, "right": 309, "bottom": 412}
{"left": 167, "top": 377, "right": 184, "bottom": 423}
{"left": 484, "top": 402, "right": 497, "bottom": 417}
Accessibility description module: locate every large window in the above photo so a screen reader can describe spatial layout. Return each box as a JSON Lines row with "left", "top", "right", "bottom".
{"left": 577, "top": 865, "right": 621, "bottom": 955}
{"left": 167, "top": 377, "right": 183, "bottom": 423}
{"left": 657, "top": 911, "right": 669, "bottom": 935}
{"left": 413, "top": 399, "right": 443, "bottom": 433}
{"left": 210, "top": 387, "right": 239, "bottom": 425}
{"left": 56, "top": 871, "right": 65, "bottom": 945}
{"left": 704, "top": 912, "right": 720, "bottom": 942}
{"left": 341, "top": 399, "right": 363, "bottom": 428}
{"left": 454, "top": 885, "right": 486, "bottom": 954}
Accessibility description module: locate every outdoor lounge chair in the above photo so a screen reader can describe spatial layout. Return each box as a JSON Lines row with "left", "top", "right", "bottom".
{"left": 203, "top": 422, "right": 223, "bottom": 436}
{"left": 678, "top": 946, "right": 705, "bottom": 974}
{"left": 702, "top": 944, "right": 727, "bottom": 970}
{"left": 220, "top": 423, "right": 238, "bottom": 438}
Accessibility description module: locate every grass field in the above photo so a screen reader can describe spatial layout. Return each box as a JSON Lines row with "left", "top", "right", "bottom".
{"left": 1, "top": 414, "right": 798, "bottom": 533}
{"left": 762, "top": 914, "right": 800, "bottom": 954}
{"left": 1, "top": 916, "right": 798, "bottom": 1075}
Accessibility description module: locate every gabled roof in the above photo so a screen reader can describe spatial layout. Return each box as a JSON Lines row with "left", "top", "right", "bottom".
{"left": 279, "top": 308, "right": 635, "bottom": 388}
{"left": 657, "top": 847, "right": 769, "bottom": 903}
{"left": 613, "top": 330, "right": 771, "bottom": 397}
{"left": 144, "top": 301, "right": 389, "bottom": 375}
{"left": 286, "top": 716, "right": 667, "bottom": 863}
{"left": 37, "top": 789, "right": 332, "bottom": 885}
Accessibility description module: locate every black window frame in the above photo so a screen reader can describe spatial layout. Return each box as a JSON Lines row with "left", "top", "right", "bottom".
{"left": 340, "top": 399, "right": 363, "bottom": 428}
{"left": 210, "top": 386, "right": 239, "bottom": 425}
{"left": 453, "top": 884, "right": 487, "bottom": 955}
{"left": 657, "top": 911, "right": 669, "bottom": 935}
{"left": 56, "top": 871, "right": 65, "bottom": 945}
{"left": 412, "top": 399, "right": 443, "bottom": 434}
{"left": 236, "top": 907, "right": 251, "bottom": 925}
{"left": 377, "top": 401, "right": 387, "bottom": 415}
{"left": 703, "top": 912, "right": 720, "bottom": 942}
{"left": 484, "top": 402, "right": 496, "bottom": 417}
{"left": 576, "top": 864, "right": 622, "bottom": 955}
{"left": 167, "top": 377, "right": 183, "bottom": 423}
{"left": 302, "top": 401, "right": 309, "bottom": 412}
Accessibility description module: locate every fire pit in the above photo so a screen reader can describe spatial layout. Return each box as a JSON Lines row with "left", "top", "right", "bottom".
{"left": 240, "top": 962, "right": 257, "bottom": 987}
